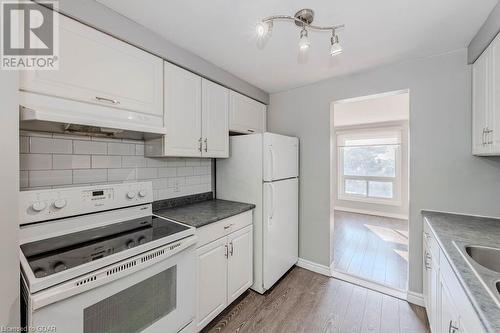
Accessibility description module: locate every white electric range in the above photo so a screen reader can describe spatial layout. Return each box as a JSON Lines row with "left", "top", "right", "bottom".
{"left": 19, "top": 182, "right": 196, "bottom": 333}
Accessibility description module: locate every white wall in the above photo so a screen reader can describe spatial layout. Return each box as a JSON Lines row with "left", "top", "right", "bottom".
{"left": 268, "top": 49, "right": 500, "bottom": 294}
{"left": 333, "top": 92, "right": 409, "bottom": 127}
{"left": 0, "top": 71, "right": 20, "bottom": 327}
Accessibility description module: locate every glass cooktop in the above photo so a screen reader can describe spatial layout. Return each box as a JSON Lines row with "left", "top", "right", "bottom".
{"left": 21, "top": 216, "right": 190, "bottom": 278}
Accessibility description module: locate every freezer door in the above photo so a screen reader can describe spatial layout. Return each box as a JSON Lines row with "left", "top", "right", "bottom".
{"left": 263, "top": 133, "right": 299, "bottom": 182}
{"left": 263, "top": 178, "right": 298, "bottom": 290}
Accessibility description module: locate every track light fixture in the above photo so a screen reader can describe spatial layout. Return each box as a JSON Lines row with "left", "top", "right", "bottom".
{"left": 256, "top": 8, "right": 344, "bottom": 56}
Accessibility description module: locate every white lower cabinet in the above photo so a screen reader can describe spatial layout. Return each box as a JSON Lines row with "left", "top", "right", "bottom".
{"left": 196, "top": 237, "right": 228, "bottom": 330}
{"left": 423, "top": 220, "right": 485, "bottom": 333}
{"left": 195, "top": 212, "right": 253, "bottom": 332}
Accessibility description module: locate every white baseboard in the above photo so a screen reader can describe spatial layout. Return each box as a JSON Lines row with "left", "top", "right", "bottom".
{"left": 406, "top": 290, "right": 425, "bottom": 307}
{"left": 331, "top": 269, "right": 408, "bottom": 301}
{"left": 334, "top": 206, "right": 408, "bottom": 220}
{"left": 296, "top": 258, "right": 331, "bottom": 276}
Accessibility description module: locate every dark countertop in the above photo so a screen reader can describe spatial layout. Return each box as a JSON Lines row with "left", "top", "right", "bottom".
{"left": 422, "top": 210, "right": 500, "bottom": 333}
{"left": 154, "top": 198, "right": 255, "bottom": 228}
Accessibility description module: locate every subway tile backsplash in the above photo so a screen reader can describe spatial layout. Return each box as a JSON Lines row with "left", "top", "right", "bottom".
{"left": 20, "top": 131, "right": 212, "bottom": 201}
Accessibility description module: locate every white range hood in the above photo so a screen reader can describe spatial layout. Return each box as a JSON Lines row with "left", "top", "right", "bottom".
{"left": 19, "top": 91, "right": 167, "bottom": 140}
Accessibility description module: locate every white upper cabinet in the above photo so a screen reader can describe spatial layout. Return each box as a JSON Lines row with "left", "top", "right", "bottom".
{"left": 162, "top": 62, "right": 203, "bottom": 157}
{"left": 146, "top": 63, "right": 229, "bottom": 158}
{"left": 20, "top": 14, "right": 163, "bottom": 117}
{"left": 202, "top": 79, "right": 229, "bottom": 158}
{"left": 229, "top": 91, "right": 266, "bottom": 134}
{"left": 472, "top": 32, "right": 500, "bottom": 155}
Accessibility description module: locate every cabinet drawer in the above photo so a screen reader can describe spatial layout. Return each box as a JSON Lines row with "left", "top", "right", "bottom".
{"left": 196, "top": 210, "right": 252, "bottom": 248}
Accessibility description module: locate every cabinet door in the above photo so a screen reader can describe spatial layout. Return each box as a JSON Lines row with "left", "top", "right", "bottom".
{"left": 472, "top": 48, "right": 491, "bottom": 155}
{"left": 430, "top": 258, "right": 440, "bottom": 333}
{"left": 440, "top": 277, "right": 460, "bottom": 333}
{"left": 490, "top": 34, "right": 500, "bottom": 153}
{"left": 164, "top": 62, "right": 202, "bottom": 157}
{"left": 196, "top": 237, "right": 228, "bottom": 330}
{"left": 202, "top": 79, "right": 229, "bottom": 158}
{"left": 423, "top": 243, "right": 431, "bottom": 311}
{"left": 227, "top": 226, "right": 253, "bottom": 304}
{"left": 20, "top": 14, "right": 163, "bottom": 116}
{"left": 229, "top": 91, "right": 266, "bottom": 134}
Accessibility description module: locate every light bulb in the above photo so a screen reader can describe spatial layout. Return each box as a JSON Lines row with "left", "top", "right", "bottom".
{"left": 256, "top": 21, "right": 271, "bottom": 38}
{"left": 299, "top": 28, "right": 310, "bottom": 51}
{"left": 330, "top": 33, "right": 342, "bottom": 56}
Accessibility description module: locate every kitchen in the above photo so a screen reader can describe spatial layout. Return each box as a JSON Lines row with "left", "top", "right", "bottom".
{"left": 2, "top": 1, "right": 500, "bottom": 332}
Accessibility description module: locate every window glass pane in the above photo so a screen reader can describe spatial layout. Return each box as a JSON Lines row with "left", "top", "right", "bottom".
{"left": 368, "top": 181, "right": 393, "bottom": 198}
{"left": 343, "top": 145, "right": 396, "bottom": 177}
{"left": 345, "top": 179, "right": 367, "bottom": 196}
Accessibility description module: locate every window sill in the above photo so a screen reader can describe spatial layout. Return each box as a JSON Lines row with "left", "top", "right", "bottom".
{"left": 338, "top": 194, "right": 402, "bottom": 207}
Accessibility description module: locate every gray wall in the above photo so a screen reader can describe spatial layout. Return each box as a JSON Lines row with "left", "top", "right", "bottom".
{"left": 0, "top": 72, "right": 19, "bottom": 326}
{"left": 468, "top": 1, "right": 500, "bottom": 64}
{"left": 54, "top": 0, "right": 269, "bottom": 104}
{"left": 268, "top": 49, "right": 500, "bottom": 294}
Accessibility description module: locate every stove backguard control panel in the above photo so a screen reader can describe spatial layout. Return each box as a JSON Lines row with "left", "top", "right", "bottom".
{"left": 19, "top": 182, "right": 153, "bottom": 225}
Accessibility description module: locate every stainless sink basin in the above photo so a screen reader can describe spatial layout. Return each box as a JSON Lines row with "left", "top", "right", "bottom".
{"left": 465, "top": 245, "right": 500, "bottom": 273}
{"left": 454, "top": 242, "right": 500, "bottom": 307}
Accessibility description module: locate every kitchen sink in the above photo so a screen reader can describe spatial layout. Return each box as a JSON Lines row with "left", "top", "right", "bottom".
{"left": 454, "top": 242, "right": 500, "bottom": 307}
{"left": 465, "top": 245, "right": 500, "bottom": 273}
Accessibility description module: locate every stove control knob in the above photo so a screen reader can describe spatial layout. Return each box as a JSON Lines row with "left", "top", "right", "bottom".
{"left": 53, "top": 262, "right": 67, "bottom": 273}
{"left": 138, "top": 190, "right": 147, "bottom": 198}
{"left": 33, "top": 268, "right": 47, "bottom": 278}
{"left": 126, "top": 191, "right": 136, "bottom": 199}
{"left": 53, "top": 199, "right": 67, "bottom": 209}
{"left": 126, "top": 240, "right": 136, "bottom": 249}
{"left": 138, "top": 236, "right": 146, "bottom": 245}
{"left": 31, "top": 201, "right": 46, "bottom": 212}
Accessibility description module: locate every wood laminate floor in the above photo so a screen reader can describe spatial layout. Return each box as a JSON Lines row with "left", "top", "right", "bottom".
{"left": 202, "top": 267, "right": 429, "bottom": 333}
{"left": 332, "top": 211, "right": 409, "bottom": 291}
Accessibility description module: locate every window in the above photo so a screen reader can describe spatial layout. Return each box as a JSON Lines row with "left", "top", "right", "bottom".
{"left": 337, "top": 128, "right": 402, "bottom": 205}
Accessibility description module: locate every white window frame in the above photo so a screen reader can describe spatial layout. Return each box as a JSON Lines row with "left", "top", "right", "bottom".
{"left": 337, "top": 127, "right": 403, "bottom": 206}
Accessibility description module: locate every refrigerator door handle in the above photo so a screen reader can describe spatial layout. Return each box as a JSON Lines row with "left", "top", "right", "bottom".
{"left": 269, "top": 146, "right": 275, "bottom": 181}
{"left": 269, "top": 183, "right": 275, "bottom": 222}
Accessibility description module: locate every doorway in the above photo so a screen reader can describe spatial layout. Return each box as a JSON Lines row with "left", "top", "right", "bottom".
{"left": 330, "top": 90, "right": 410, "bottom": 299}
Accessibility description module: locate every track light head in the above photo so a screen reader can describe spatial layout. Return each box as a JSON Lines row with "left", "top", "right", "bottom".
{"left": 299, "top": 27, "right": 310, "bottom": 51}
{"left": 330, "top": 31, "right": 342, "bottom": 56}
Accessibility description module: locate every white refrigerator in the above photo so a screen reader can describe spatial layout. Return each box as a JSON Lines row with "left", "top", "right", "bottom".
{"left": 216, "top": 132, "right": 299, "bottom": 294}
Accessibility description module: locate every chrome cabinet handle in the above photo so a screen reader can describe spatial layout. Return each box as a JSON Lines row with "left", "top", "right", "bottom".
{"left": 424, "top": 252, "right": 432, "bottom": 270}
{"left": 198, "top": 138, "right": 202, "bottom": 152}
{"left": 224, "top": 223, "right": 234, "bottom": 230}
{"left": 486, "top": 128, "right": 494, "bottom": 144}
{"left": 229, "top": 242, "right": 234, "bottom": 256}
{"left": 482, "top": 128, "right": 486, "bottom": 145}
{"left": 248, "top": 129, "right": 255, "bottom": 133}
{"left": 224, "top": 244, "right": 229, "bottom": 258}
{"left": 95, "top": 96, "right": 120, "bottom": 105}
{"left": 448, "top": 320, "right": 459, "bottom": 333}
{"left": 204, "top": 138, "right": 208, "bottom": 152}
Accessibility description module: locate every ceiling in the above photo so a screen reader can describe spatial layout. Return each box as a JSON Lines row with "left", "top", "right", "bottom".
{"left": 96, "top": 0, "right": 498, "bottom": 93}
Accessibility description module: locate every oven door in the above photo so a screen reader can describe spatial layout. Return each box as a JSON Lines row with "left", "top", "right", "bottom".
{"left": 30, "top": 245, "right": 195, "bottom": 333}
